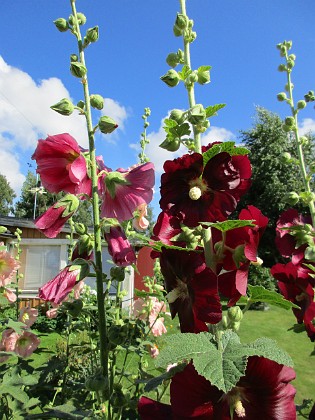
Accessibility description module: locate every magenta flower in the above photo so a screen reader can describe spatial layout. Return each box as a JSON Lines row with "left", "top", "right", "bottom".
{"left": 38, "top": 265, "right": 85, "bottom": 304}
{"left": 139, "top": 357, "right": 296, "bottom": 419}
{"left": 104, "top": 224, "right": 136, "bottom": 267}
{"left": 32, "top": 133, "right": 92, "bottom": 195}
{"left": 152, "top": 211, "right": 184, "bottom": 246}
{"left": 160, "top": 144, "right": 251, "bottom": 227}
{"left": 35, "top": 194, "right": 80, "bottom": 238}
{"left": 159, "top": 248, "right": 221, "bottom": 332}
{"left": 100, "top": 162, "right": 155, "bottom": 222}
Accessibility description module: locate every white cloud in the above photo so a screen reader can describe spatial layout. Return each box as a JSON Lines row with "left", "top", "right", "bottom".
{"left": 201, "top": 126, "right": 235, "bottom": 144}
{"left": 298, "top": 118, "right": 315, "bottom": 136}
{"left": 0, "top": 56, "right": 128, "bottom": 197}
{"left": 102, "top": 98, "right": 128, "bottom": 130}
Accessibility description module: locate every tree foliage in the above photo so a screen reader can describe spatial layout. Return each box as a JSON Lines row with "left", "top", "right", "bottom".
{"left": 0, "top": 174, "right": 16, "bottom": 216}
{"left": 238, "top": 107, "right": 315, "bottom": 266}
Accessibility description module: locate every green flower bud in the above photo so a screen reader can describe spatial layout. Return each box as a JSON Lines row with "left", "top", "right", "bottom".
{"left": 297, "top": 100, "right": 306, "bottom": 110}
{"left": 166, "top": 53, "right": 179, "bottom": 68}
{"left": 98, "top": 116, "right": 118, "bottom": 134}
{"left": 197, "top": 68, "right": 211, "bottom": 85}
{"left": 285, "top": 83, "right": 294, "bottom": 92}
{"left": 169, "top": 109, "right": 185, "bottom": 125}
{"left": 221, "top": 315, "right": 228, "bottom": 329}
{"left": 108, "top": 324, "right": 128, "bottom": 346}
{"left": 90, "top": 94, "right": 104, "bottom": 110}
{"left": 309, "top": 162, "right": 315, "bottom": 173}
{"left": 70, "top": 62, "right": 87, "bottom": 78}
{"left": 50, "top": 98, "right": 74, "bottom": 116}
{"left": 282, "top": 124, "right": 292, "bottom": 133}
{"left": 277, "top": 92, "right": 287, "bottom": 102}
{"left": 173, "top": 25, "right": 182, "bottom": 37}
{"left": 175, "top": 13, "right": 188, "bottom": 30}
{"left": 284, "top": 191, "right": 299, "bottom": 205}
{"left": 278, "top": 64, "right": 287, "bottom": 72}
{"left": 287, "top": 59, "right": 295, "bottom": 70}
{"left": 77, "top": 100, "right": 85, "bottom": 110}
{"left": 159, "top": 137, "right": 181, "bottom": 152}
{"left": 74, "top": 223, "right": 87, "bottom": 235}
{"left": 53, "top": 18, "right": 69, "bottom": 32}
{"left": 110, "top": 266, "right": 125, "bottom": 282}
{"left": 160, "top": 69, "right": 180, "bottom": 87}
{"left": 76, "top": 12, "right": 87, "bottom": 25}
{"left": 228, "top": 306, "right": 243, "bottom": 322}
{"left": 85, "top": 26, "right": 99, "bottom": 43}
{"left": 54, "top": 194, "right": 80, "bottom": 215}
{"left": 281, "top": 152, "right": 292, "bottom": 163}
{"left": 232, "top": 321, "right": 241, "bottom": 332}
{"left": 284, "top": 116, "right": 295, "bottom": 127}
{"left": 177, "top": 49, "right": 185, "bottom": 64}
{"left": 187, "top": 104, "right": 206, "bottom": 125}
{"left": 304, "top": 90, "right": 315, "bottom": 102}
{"left": 195, "top": 119, "right": 210, "bottom": 134}
{"left": 285, "top": 40, "right": 292, "bottom": 50}
{"left": 188, "top": 71, "right": 198, "bottom": 84}
{"left": 70, "top": 54, "right": 78, "bottom": 62}
{"left": 68, "top": 14, "right": 75, "bottom": 25}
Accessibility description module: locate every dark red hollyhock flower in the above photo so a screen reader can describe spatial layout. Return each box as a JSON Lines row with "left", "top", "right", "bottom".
{"left": 218, "top": 263, "right": 250, "bottom": 307}
{"left": 271, "top": 262, "right": 315, "bottom": 341}
{"left": 275, "top": 208, "right": 313, "bottom": 265}
{"left": 32, "top": 133, "right": 92, "bottom": 196}
{"left": 104, "top": 225, "right": 136, "bottom": 267}
{"left": 152, "top": 211, "right": 183, "bottom": 246}
{"left": 159, "top": 248, "right": 221, "bottom": 332}
{"left": 138, "top": 358, "right": 296, "bottom": 419}
{"left": 160, "top": 144, "right": 251, "bottom": 227}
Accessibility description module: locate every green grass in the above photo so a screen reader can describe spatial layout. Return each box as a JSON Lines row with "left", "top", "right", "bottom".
{"left": 238, "top": 305, "right": 314, "bottom": 405}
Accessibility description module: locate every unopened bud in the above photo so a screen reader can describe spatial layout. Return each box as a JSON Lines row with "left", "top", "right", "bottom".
{"left": 85, "top": 26, "right": 99, "bottom": 43}
{"left": 159, "top": 137, "right": 180, "bottom": 152}
{"left": 90, "top": 94, "right": 104, "bottom": 110}
{"left": 281, "top": 152, "right": 292, "bottom": 163}
{"left": 197, "top": 66, "right": 211, "bottom": 85}
{"left": 169, "top": 109, "right": 185, "bottom": 124}
{"left": 297, "top": 100, "right": 306, "bottom": 110}
{"left": 284, "top": 116, "right": 295, "bottom": 127}
{"left": 277, "top": 92, "right": 287, "bottom": 102}
{"left": 227, "top": 306, "right": 243, "bottom": 323}
{"left": 284, "top": 191, "right": 299, "bottom": 205}
{"left": 70, "top": 54, "right": 78, "bottom": 62}
{"left": 98, "top": 116, "right": 118, "bottom": 134}
{"left": 278, "top": 64, "right": 287, "bottom": 72}
{"left": 76, "top": 13, "right": 87, "bottom": 25}
{"left": 175, "top": 13, "right": 188, "bottom": 30}
{"left": 50, "top": 98, "right": 74, "bottom": 116}
{"left": 187, "top": 104, "right": 206, "bottom": 125}
{"left": 160, "top": 69, "right": 180, "bottom": 87}
{"left": 287, "top": 59, "right": 295, "bottom": 70}
{"left": 70, "top": 62, "right": 87, "bottom": 78}
{"left": 166, "top": 52, "right": 179, "bottom": 68}
{"left": 54, "top": 18, "right": 69, "bottom": 32}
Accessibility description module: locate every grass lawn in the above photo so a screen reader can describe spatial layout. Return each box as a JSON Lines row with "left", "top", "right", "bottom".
{"left": 238, "top": 305, "right": 314, "bottom": 406}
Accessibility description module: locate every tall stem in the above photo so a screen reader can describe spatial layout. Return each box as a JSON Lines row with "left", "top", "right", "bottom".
{"left": 70, "top": 0, "right": 108, "bottom": 379}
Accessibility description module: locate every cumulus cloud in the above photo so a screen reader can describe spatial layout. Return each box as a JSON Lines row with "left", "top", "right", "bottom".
{"left": 298, "top": 118, "right": 315, "bottom": 136}
{"left": 0, "top": 56, "right": 128, "bottom": 197}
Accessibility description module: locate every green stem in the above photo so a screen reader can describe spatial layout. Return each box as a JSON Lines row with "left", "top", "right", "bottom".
{"left": 70, "top": 0, "right": 108, "bottom": 380}
{"left": 285, "top": 54, "right": 315, "bottom": 226}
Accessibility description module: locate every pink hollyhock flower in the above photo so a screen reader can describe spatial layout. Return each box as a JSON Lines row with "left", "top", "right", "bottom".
{"left": 150, "top": 317, "right": 167, "bottom": 336}
{"left": 35, "top": 194, "right": 80, "bottom": 238}
{"left": 104, "top": 224, "right": 136, "bottom": 267}
{"left": 139, "top": 357, "right": 296, "bottom": 419}
{"left": 73, "top": 280, "right": 85, "bottom": 299}
{"left": 32, "top": 133, "right": 92, "bottom": 195}
{"left": 0, "top": 328, "right": 19, "bottom": 352}
{"left": 100, "top": 162, "right": 155, "bottom": 222}
{"left": 133, "top": 297, "right": 167, "bottom": 336}
{"left": 160, "top": 144, "right": 251, "bottom": 227}
{"left": 0, "top": 246, "right": 20, "bottom": 287}
{"left": 150, "top": 344, "right": 160, "bottom": 359}
{"left": 15, "top": 331, "right": 40, "bottom": 358}
{"left": 133, "top": 203, "right": 150, "bottom": 232}
{"left": 18, "top": 307, "right": 38, "bottom": 328}
{"left": 38, "top": 263, "right": 87, "bottom": 304}
{"left": 159, "top": 248, "right": 221, "bottom": 332}
{"left": 46, "top": 304, "right": 60, "bottom": 319}
{"left": 2, "top": 288, "right": 17, "bottom": 303}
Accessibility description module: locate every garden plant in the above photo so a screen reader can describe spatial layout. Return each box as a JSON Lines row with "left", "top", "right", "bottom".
{"left": 0, "top": 0, "right": 314, "bottom": 419}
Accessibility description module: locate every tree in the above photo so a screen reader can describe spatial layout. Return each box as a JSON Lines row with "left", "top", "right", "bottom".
{"left": 0, "top": 174, "right": 16, "bottom": 216}
{"left": 238, "top": 107, "right": 315, "bottom": 266}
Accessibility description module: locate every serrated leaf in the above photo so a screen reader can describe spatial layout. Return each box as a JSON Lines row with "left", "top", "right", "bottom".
{"left": 247, "top": 285, "right": 300, "bottom": 310}
{"left": 205, "top": 103, "right": 226, "bottom": 118}
{"left": 202, "top": 141, "right": 249, "bottom": 167}
{"left": 201, "top": 220, "right": 255, "bottom": 232}
{"left": 243, "top": 337, "right": 294, "bottom": 367}
{"left": 0, "top": 384, "right": 29, "bottom": 403}
{"left": 178, "top": 65, "right": 192, "bottom": 81}
{"left": 163, "top": 118, "right": 178, "bottom": 129}
{"left": 174, "top": 122, "right": 191, "bottom": 137}
{"left": 198, "top": 65, "right": 212, "bottom": 72}
{"left": 151, "top": 241, "right": 200, "bottom": 253}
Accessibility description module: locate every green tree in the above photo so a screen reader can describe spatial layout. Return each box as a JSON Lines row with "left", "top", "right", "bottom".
{"left": 0, "top": 174, "right": 16, "bottom": 216}
{"left": 238, "top": 107, "right": 315, "bottom": 266}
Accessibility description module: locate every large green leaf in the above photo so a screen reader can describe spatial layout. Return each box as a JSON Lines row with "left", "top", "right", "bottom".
{"left": 202, "top": 141, "right": 249, "bottom": 166}
{"left": 201, "top": 220, "right": 254, "bottom": 232}
{"left": 247, "top": 285, "right": 300, "bottom": 310}
{"left": 205, "top": 103, "right": 225, "bottom": 118}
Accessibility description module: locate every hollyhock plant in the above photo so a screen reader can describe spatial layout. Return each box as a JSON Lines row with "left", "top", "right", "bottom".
{"left": 0, "top": 245, "right": 20, "bottom": 287}
{"left": 100, "top": 162, "right": 155, "bottom": 222}
{"left": 15, "top": 331, "right": 40, "bottom": 358}
{"left": 32, "top": 133, "right": 92, "bottom": 196}
{"left": 104, "top": 223, "right": 136, "bottom": 267}
{"left": 18, "top": 307, "right": 38, "bottom": 328}
{"left": 35, "top": 194, "right": 80, "bottom": 238}
{"left": 138, "top": 357, "right": 296, "bottom": 419}
{"left": 159, "top": 248, "right": 221, "bottom": 332}
{"left": 159, "top": 145, "right": 251, "bottom": 227}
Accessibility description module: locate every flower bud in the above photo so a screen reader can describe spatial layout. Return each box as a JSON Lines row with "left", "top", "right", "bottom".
{"left": 76, "top": 12, "right": 87, "bottom": 25}
{"left": 166, "top": 52, "right": 179, "bottom": 68}
{"left": 53, "top": 18, "right": 69, "bottom": 32}
{"left": 187, "top": 104, "right": 206, "bottom": 125}
{"left": 195, "top": 119, "right": 210, "bottom": 134}
{"left": 50, "top": 98, "right": 74, "bottom": 116}
{"left": 187, "top": 71, "right": 198, "bottom": 84}
{"left": 284, "top": 191, "right": 299, "bottom": 205}
{"left": 173, "top": 25, "right": 182, "bottom": 37}
{"left": 175, "top": 13, "right": 188, "bottom": 30}
{"left": 284, "top": 116, "right": 295, "bottom": 127}
{"left": 70, "top": 54, "right": 78, "bottom": 62}
{"left": 227, "top": 306, "right": 243, "bottom": 323}
{"left": 110, "top": 266, "right": 125, "bottom": 282}
{"left": 177, "top": 49, "right": 185, "bottom": 64}
{"left": 169, "top": 109, "right": 185, "bottom": 125}
{"left": 85, "top": 26, "right": 99, "bottom": 43}
{"left": 278, "top": 64, "right": 287, "bottom": 72}
{"left": 285, "top": 40, "right": 292, "bottom": 50}
{"left": 70, "top": 62, "right": 87, "bottom": 78}
{"left": 297, "top": 100, "right": 306, "bottom": 110}
{"left": 85, "top": 372, "right": 109, "bottom": 392}
{"left": 277, "top": 92, "right": 287, "bottom": 102}
{"left": 281, "top": 152, "right": 292, "bottom": 163}
{"left": 77, "top": 100, "right": 85, "bottom": 110}
{"left": 63, "top": 299, "right": 83, "bottom": 317}
{"left": 98, "top": 116, "right": 118, "bottom": 134}
{"left": 74, "top": 223, "right": 87, "bottom": 235}
{"left": 304, "top": 90, "right": 315, "bottom": 102}
{"left": 160, "top": 69, "right": 180, "bottom": 87}
{"left": 286, "top": 59, "right": 295, "bottom": 70}
{"left": 90, "top": 94, "right": 104, "bottom": 110}
{"left": 197, "top": 67, "right": 211, "bottom": 85}
{"left": 159, "top": 137, "right": 181, "bottom": 152}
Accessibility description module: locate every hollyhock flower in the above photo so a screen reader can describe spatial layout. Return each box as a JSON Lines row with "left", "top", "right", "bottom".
{"left": 100, "top": 162, "right": 155, "bottom": 222}
{"left": 18, "top": 307, "right": 38, "bottom": 328}
{"left": 133, "top": 203, "right": 150, "bottom": 232}
{"left": 133, "top": 297, "right": 167, "bottom": 336}
{"left": 218, "top": 263, "right": 251, "bottom": 307}
{"left": 275, "top": 208, "right": 312, "bottom": 264}
{"left": 35, "top": 194, "right": 80, "bottom": 238}
{"left": 15, "top": 331, "right": 40, "bottom": 358}
{"left": 38, "top": 261, "right": 89, "bottom": 304}
{"left": 159, "top": 144, "right": 251, "bottom": 227}
{"left": 152, "top": 211, "right": 183, "bottom": 246}
{"left": 0, "top": 246, "right": 20, "bottom": 287}
{"left": 46, "top": 304, "right": 60, "bottom": 319}
{"left": 138, "top": 357, "right": 296, "bottom": 419}
{"left": 150, "top": 344, "right": 160, "bottom": 359}
{"left": 159, "top": 248, "right": 221, "bottom": 332}
{"left": 104, "top": 224, "right": 136, "bottom": 267}
{"left": 0, "top": 329, "right": 19, "bottom": 353}
{"left": 32, "top": 133, "right": 92, "bottom": 195}
{"left": 150, "top": 317, "right": 167, "bottom": 336}
{"left": 2, "top": 288, "right": 17, "bottom": 303}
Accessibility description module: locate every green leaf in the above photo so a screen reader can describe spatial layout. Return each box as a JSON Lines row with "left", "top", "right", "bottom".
{"left": 243, "top": 337, "right": 294, "bottom": 367}
{"left": 163, "top": 118, "right": 178, "bottom": 129}
{"left": 201, "top": 220, "right": 255, "bottom": 232}
{"left": 6, "top": 319, "right": 27, "bottom": 335}
{"left": 247, "top": 285, "right": 300, "bottom": 310}
{"left": 205, "top": 103, "right": 226, "bottom": 118}
{"left": 151, "top": 241, "right": 200, "bottom": 253}
{"left": 178, "top": 65, "right": 192, "bottom": 81}
{"left": 0, "top": 385, "right": 29, "bottom": 403}
{"left": 202, "top": 141, "right": 249, "bottom": 167}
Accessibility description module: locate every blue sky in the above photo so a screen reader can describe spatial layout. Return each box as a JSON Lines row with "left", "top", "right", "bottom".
{"left": 0, "top": 0, "right": 315, "bottom": 216}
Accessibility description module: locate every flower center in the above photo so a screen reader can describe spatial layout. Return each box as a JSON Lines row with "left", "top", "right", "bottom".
{"left": 188, "top": 178, "right": 208, "bottom": 201}
{"left": 189, "top": 186, "right": 202, "bottom": 200}
{"left": 166, "top": 279, "right": 188, "bottom": 303}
